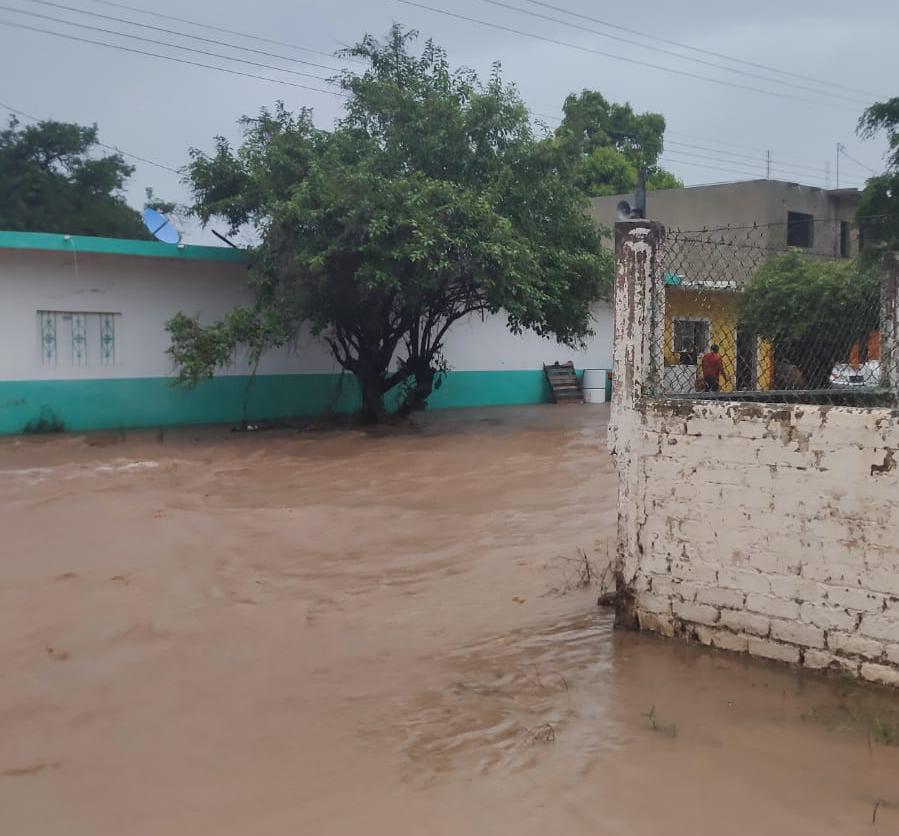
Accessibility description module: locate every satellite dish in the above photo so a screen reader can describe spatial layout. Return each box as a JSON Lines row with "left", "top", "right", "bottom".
{"left": 616, "top": 200, "right": 633, "bottom": 221}
{"left": 142, "top": 208, "right": 180, "bottom": 244}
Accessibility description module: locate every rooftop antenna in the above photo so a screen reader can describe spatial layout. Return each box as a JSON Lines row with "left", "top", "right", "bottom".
{"left": 142, "top": 207, "right": 180, "bottom": 244}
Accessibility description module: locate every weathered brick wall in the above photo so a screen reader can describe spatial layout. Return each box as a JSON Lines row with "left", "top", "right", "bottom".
{"left": 624, "top": 399, "right": 899, "bottom": 685}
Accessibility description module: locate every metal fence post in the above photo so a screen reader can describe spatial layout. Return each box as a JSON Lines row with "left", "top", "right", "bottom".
{"left": 881, "top": 252, "right": 899, "bottom": 400}
{"left": 609, "top": 220, "right": 665, "bottom": 627}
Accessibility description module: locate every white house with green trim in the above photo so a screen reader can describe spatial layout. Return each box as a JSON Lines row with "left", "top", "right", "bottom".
{"left": 0, "top": 231, "right": 612, "bottom": 434}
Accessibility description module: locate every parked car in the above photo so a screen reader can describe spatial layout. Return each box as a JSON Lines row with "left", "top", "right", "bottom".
{"left": 830, "top": 361, "right": 881, "bottom": 388}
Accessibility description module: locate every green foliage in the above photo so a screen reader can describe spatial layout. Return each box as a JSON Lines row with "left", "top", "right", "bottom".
{"left": 740, "top": 250, "right": 880, "bottom": 388}
{"left": 0, "top": 117, "right": 148, "bottom": 238}
{"left": 856, "top": 98, "right": 899, "bottom": 262}
{"left": 174, "top": 27, "right": 612, "bottom": 420}
{"left": 554, "top": 90, "right": 682, "bottom": 197}
{"left": 858, "top": 97, "right": 899, "bottom": 170}
{"left": 144, "top": 187, "right": 179, "bottom": 217}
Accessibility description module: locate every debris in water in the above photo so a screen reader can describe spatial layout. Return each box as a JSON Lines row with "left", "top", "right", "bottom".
{"left": 524, "top": 723, "right": 556, "bottom": 744}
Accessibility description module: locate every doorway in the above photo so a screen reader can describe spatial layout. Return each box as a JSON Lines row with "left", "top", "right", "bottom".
{"left": 736, "top": 330, "right": 757, "bottom": 391}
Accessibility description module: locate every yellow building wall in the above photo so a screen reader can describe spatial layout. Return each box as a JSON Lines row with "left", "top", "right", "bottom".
{"left": 665, "top": 288, "right": 773, "bottom": 392}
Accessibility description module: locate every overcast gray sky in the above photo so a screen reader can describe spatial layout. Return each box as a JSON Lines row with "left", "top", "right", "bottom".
{"left": 1, "top": 0, "right": 895, "bottom": 243}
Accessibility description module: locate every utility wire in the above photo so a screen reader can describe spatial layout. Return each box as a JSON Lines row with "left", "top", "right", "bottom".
{"left": 0, "top": 98, "right": 180, "bottom": 172}
{"left": 838, "top": 145, "right": 879, "bottom": 176}
{"left": 0, "top": 18, "right": 348, "bottom": 98}
{"left": 397, "top": 1, "right": 861, "bottom": 113}
{"left": 665, "top": 139, "right": 827, "bottom": 176}
{"left": 659, "top": 155, "right": 769, "bottom": 180}
{"left": 477, "top": 0, "right": 869, "bottom": 107}
{"left": 2, "top": 6, "right": 339, "bottom": 85}
{"left": 663, "top": 148, "right": 829, "bottom": 184}
{"left": 20, "top": 0, "right": 345, "bottom": 74}
{"left": 530, "top": 109, "right": 830, "bottom": 181}
{"left": 81, "top": 0, "right": 351, "bottom": 63}
{"left": 516, "top": 0, "right": 884, "bottom": 101}
{"left": 661, "top": 153, "right": 855, "bottom": 187}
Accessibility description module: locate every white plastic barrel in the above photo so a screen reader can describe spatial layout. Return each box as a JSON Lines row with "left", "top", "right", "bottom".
{"left": 581, "top": 368, "right": 608, "bottom": 403}
{"left": 581, "top": 369, "right": 605, "bottom": 389}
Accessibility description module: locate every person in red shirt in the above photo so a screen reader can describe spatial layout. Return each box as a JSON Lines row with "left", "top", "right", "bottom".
{"left": 700, "top": 344, "right": 728, "bottom": 392}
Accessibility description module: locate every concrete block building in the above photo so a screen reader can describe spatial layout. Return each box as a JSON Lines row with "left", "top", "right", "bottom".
{"left": 0, "top": 231, "right": 612, "bottom": 434}
{"left": 591, "top": 181, "right": 862, "bottom": 393}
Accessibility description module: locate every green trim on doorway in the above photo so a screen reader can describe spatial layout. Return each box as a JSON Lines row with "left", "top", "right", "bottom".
{"left": 0, "top": 370, "right": 558, "bottom": 434}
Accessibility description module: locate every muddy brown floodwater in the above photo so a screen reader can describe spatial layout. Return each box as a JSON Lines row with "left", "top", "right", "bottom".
{"left": 2, "top": 404, "right": 899, "bottom": 834}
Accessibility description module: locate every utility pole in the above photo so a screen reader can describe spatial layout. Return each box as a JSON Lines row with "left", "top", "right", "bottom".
{"left": 766, "top": 149, "right": 771, "bottom": 179}
{"left": 825, "top": 160, "right": 831, "bottom": 189}
{"left": 836, "top": 142, "right": 844, "bottom": 188}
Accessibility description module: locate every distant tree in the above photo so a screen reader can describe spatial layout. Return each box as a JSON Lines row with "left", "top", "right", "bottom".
{"left": 857, "top": 97, "right": 899, "bottom": 262}
{"left": 169, "top": 27, "right": 612, "bottom": 422}
{"left": 554, "top": 90, "right": 682, "bottom": 197}
{"left": 739, "top": 250, "right": 880, "bottom": 388}
{"left": 0, "top": 117, "right": 148, "bottom": 238}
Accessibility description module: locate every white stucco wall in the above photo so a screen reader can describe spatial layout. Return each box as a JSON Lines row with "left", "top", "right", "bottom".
{"left": 0, "top": 248, "right": 613, "bottom": 381}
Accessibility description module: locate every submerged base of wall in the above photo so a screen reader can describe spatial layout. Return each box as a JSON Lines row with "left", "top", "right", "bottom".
{"left": 0, "top": 370, "right": 558, "bottom": 434}
{"left": 613, "top": 398, "right": 899, "bottom": 689}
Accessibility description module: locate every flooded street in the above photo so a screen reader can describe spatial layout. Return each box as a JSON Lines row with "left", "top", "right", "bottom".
{"left": 2, "top": 404, "right": 899, "bottom": 834}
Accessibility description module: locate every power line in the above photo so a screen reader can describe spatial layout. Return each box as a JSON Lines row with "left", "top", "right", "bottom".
{"left": 529, "top": 106, "right": 830, "bottom": 182}
{"left": 20, "top": 0, "right": 345, "bottom": 74}
{"left": 838, "top": 145, "right": 879, "bottom": 176}
{"left": 663, "top": 150, "right": 828, "bottom": 185}
{"left": 665, "top": 140, "right": 827, "bottom": 177}
{"left": 81, "top": 0, "right": 351, "bottom": 64}
{"left": 397, "top": 1, "right": 862, "bottom": 113}
{"left": 2, "top": 6, "right": 339, "bottom": 85}
{"left": 659, "top": 155, "right": 767, "bottom": 181}
{"left": 477, "top": 0, "right": 869, "bottom": 107}
{"left": 661, "top": 150, "right": 852, "bottom": 186}
{"left": 515, "top": 0, "right": 884, "bottom": 101}
{"left": 0, "top": 98, "right": 180, "bottom": 173}
{"left": 0, "top": 18, "right": 348, "bottom": 98}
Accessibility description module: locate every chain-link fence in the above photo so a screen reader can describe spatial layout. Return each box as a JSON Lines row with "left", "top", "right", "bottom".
{"left": 652, "top": 222, "right": 896, "bottom": 406}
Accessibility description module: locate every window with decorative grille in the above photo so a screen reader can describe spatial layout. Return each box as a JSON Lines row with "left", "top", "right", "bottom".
{"left": 38, "top": 311, "right": 120, "bottom": 367}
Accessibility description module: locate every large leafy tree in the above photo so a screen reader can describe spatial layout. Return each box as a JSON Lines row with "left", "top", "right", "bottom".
{"left": 169, "top": 27, "right": 612, "bottom": 421}
{"left": 0, "top": 117, "right": 148, "bottom": 238}
{"left": 857, "top": 97, "right": 899, "bottom": 262}
{"left": 554, "top": 90, "right": 681, "bottom": 197}
{"left": 739, "top": 251, "right": 880, "bottom": 388}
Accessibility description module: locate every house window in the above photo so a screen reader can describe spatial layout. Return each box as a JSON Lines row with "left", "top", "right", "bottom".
{"left": 840, "top": 221, "right": 851, "bottom": 258}
{"left": 787, "top": 211, "right": 814, "bottom": 248}
{"left": 672, "top": 318, "right": 710, "bottom": 365}
{"left": 38, "top": 311, "right": 119, "bottom": 367}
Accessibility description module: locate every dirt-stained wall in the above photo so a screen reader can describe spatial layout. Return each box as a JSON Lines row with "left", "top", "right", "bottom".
{"left": 611, "top": 224, "right": 899, "bottom": 685}
{"left": 623, "top": 399, "right": 899, "bottom": 686}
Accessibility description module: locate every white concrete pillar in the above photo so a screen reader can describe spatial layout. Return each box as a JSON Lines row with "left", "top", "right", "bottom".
{"left": 609, "top": 220, "right": 665, "bottom": 626}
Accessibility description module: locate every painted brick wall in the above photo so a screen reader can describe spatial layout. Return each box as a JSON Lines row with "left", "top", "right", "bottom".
{"left": 622, "top": 400, "right": 899, "bottom": 686}
{"left": 610, "top": 223, "right": 899, "bottom": 686}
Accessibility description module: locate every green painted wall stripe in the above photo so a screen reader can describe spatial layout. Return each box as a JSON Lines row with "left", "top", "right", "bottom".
{"left": 0, "top": 370, "right": 564, "bottom": 434}
{"left": 0, "top": 230, "right": 248, "bottom": 263}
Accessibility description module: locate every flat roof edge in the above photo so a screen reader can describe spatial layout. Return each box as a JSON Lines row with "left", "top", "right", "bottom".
{"left": 0, "top": 230, "right": 249, "bottom": 263}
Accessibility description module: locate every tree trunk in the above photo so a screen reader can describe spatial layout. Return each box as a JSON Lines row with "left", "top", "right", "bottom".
{"left": 356, "top": 361, "right": 389, "bottom": 423}
{"left": 396, "top": 361, "right": 437, "bottom": 417}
